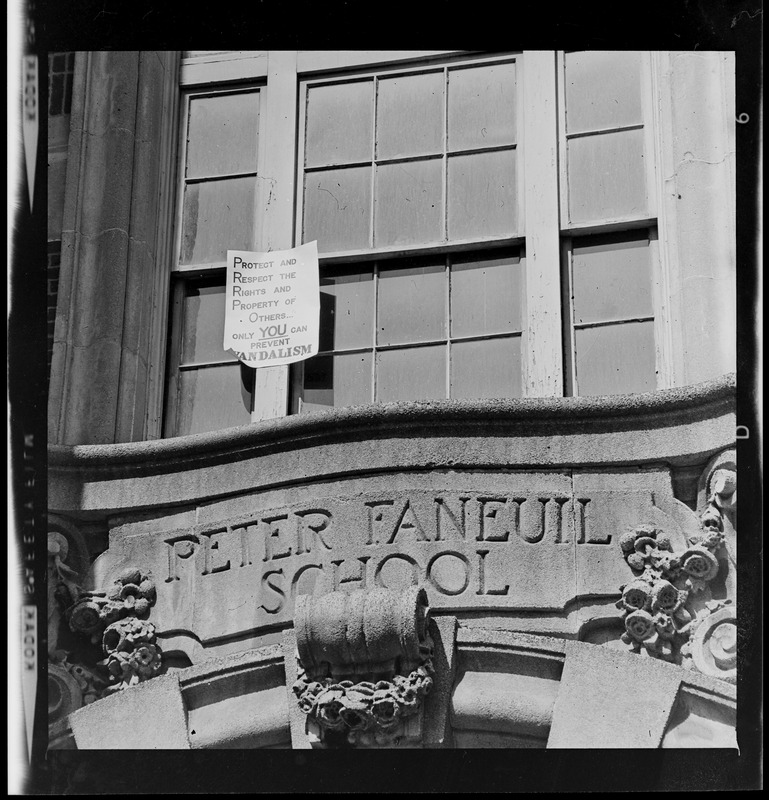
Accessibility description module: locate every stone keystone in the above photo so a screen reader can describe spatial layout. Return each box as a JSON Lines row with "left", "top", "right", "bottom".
{"left": 292, "top": 587, "right": 434, "bottom": 747}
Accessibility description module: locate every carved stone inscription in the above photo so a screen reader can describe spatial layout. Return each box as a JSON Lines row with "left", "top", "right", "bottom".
{"left": 98, "top": 489, "right": 687, "bottom": 648}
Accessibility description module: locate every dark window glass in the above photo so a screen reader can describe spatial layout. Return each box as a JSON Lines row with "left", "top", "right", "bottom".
{"left": 186, "top": 92, "right": 259, "bottom": 178}
{"left": 564, "top": 51, "right": 643, "bottom": 135}
{"left": 293, "top": 248, "right": 524, "bottom": 412}
{"left": 178, "top": 89, "right": 260, "bottom": 269}
{"left": 451, "top": 336, "right": 522, "bottom": 399}
{"left": 180, "top": 282, "right": 237, "bottom": 365}
{"left": 305, "top": 81, "right": 373, "bottom": 167}
{"left": 376, "top": 72, "right": 444, "bottom": 159}
{"left": 300, "top": 352, "right": 372, "bottom": 412}
{"left": 166, "top": 278, "right": 254, "bottom": 436}
{"left": 48, "top": 52, "right": 75, "bottom": 117}
{"left": 176, "top": 363, "right": 253, "bottom": 435}
{"left": 374, "top": 160, "right": 443, "bottom": 247}
{"left": 567, "top": 231, "right": 657, "bottom": 396}
{"left": 448, "top": 62, "right": 517, "bottom": 151}
{"left": 450, "top": 249, "right": 523, "bottom": 337}
{"left": 318, "top": 268, "right": 374, "bottom": 352}
{"left": 301, "top": 58, "right": 519, "bottom": 255}
{"left": 303, "top": 167, "right": 372, "bottom": 253}
{"left": 377, "top": 261, "right": 445, "bottom": 346}
{"left": 574, "top": 321, "right": 656, "bottom": 396}
{"left": 376, "top": 345, "right": 446, "bottom": 402}
{"left": 571, "top": 233, "right": 652, "bottom": 325}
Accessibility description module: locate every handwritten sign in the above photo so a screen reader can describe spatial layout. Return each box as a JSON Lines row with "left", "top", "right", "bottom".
{"left": 224, "top": 241, "right": 319, "bottom": 367}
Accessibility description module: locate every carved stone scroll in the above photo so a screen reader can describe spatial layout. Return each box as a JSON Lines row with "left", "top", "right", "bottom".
{"left": 292, "top": 587, "right": 434, "bottom": 747}
{"left": 687, "top": 605, "right": 737, "bottom": 682}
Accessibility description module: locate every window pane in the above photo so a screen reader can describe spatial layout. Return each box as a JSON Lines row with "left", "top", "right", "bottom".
{"left": 572, "top": 233, "right": 653, "bottom": 325}
{"left": 376, "top": 345, "right": 446, "bottom": 402}
{"left": 564, "top": 51, "right": 643, "bottom": 134}
{"left": 377, "top": 261, "right": 446, "bottom": 345}
{"left": 375, "top": 159, "right": 443, "bottom": 247}
{"left": 181, "top": 282, "right": 237, "bottom": 364}
{"left": 319, "top": 267, "right": 374, "bottom": 351}
{"left": 376, "top": 72, "right": 444, "bottom": 160}
{"left": 448, "top": 150, "right": 518, "bottom": 239}
{"left": 187, "top": 92, "right": 259, "bottom": 179}
{"left": 567, "top": 129, "right": 646, "bottom": 223}
{"left": 176, "top": 364, "right": 253, "bottom": 435}
{"left": 448, "top": 62, "right": 517, "bottom": 151}
{"left": 303, "top": 166, "right": 371, "bottom": 253}
{"left": 450, "top": 249, "right": 523, "bottom": 337}
{"left": 451, "top": 336, "right": 522, "bottom": 399}
{"left": 180, "top": 177, "right": 256, "bottom": 265}
{"left": 301, "top": 352, "right": 372, "bottom": 411}
{"left": 575, "top": 320, "right": 656, "bottom": 396}
{"left": 305, "top": 81, "right": 374, "bottom": 167}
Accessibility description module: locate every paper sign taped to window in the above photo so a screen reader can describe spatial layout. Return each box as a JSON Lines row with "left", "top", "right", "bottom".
{"left": 224, "top": 241, "right": 319, "bottom": 368}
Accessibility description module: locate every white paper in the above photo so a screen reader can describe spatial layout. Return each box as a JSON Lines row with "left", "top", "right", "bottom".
{"left": 223, "top": 241, "right": 319, "bottom": 367}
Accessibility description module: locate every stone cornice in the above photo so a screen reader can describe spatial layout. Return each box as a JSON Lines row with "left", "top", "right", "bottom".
{"left": 51, "top": 374, "right": 734, "bottom": 469}
{"left": 48, "top": 375, "right": 736, "bottom": 514}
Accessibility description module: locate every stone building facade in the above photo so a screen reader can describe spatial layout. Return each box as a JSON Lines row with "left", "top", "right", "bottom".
{"left": 47, "top": 50, "right": 738, "bottom": 750}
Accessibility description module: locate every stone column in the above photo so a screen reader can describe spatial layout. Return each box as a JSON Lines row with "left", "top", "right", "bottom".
{"left": 654, "top": 52, "right": 736, "bottom": 386}
{"left": 49, "top": 51, "right": 180, "bottom": 445}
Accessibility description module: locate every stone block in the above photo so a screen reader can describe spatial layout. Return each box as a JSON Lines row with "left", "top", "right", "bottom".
{"left": 422, "top": 615, "right": 457, "bottom": 746}
{"left": 661, "top": 686, "right": 737, "bottom": 748}
{"left": 452, "top": 669, "right": 559, "bottom": 738}
{"left": 281, "top": 627, "right": 313, "bottom": 749}
{"left": 69, "top": 673, "right": 190, "bottom": 749}
{"left": 547, "top": 640, "right": 682, "bottom": 748}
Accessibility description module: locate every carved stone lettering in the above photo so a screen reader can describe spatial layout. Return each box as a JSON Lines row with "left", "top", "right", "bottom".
{"left": 90, "top": 489, "right": 683, "bottom": 660}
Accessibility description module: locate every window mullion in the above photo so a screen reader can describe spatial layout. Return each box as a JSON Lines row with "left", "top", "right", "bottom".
{"left": 521, "top": 51, "right": 563, "bottom": 397}
{"left": 560, "top": 238, "right": 577, "bottom": 396}
{"left": 372, "top": 262, "right": 380, "bottom": 402}
{"left": 251, "top": 50, "right": 298, "bottom": 422}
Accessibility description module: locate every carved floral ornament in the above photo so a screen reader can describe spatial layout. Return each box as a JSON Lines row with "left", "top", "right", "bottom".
{"left": 55, "top": 559, "right": 163, "bottom": 694}
{"left": 292, "top": 587, "right": 434, "bottom": 747}
{"left": 616, "top": 459, "right": 736, "bottom": 683}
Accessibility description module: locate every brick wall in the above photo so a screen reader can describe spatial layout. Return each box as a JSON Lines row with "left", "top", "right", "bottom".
{"left": 47, "top": 241, "right": 61, "bottom": 384}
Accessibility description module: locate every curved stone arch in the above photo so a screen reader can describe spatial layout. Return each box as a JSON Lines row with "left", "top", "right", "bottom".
{"left": 59, "top": 624, "right": 735, "bottom": 750}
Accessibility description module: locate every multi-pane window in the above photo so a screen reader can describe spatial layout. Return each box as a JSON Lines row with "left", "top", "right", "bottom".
{"left": 561, "top": 51, "right": 650, "bottom": 224}
{"left": 163, "top": 51, "right": 671, "bottom": 437}
{"left": 558, "top": 51, "right": 659, "bottom": 396}
{"left": 293, "top": 56, "right": 523, "bottom": 412}
{"left": 164, "top": 87, "right": 261, "bottom": 436}
{"left": 564, "top": 232, "right": 657, "bottom": 396}
{"left": 48, "top": 52, "right": 75, "bottom": 116}
{"left": 301, "top": 60, "right": 520, "bottom": 254}
{"left": 298, "top": 249, "right": 524, "bottom": 411}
